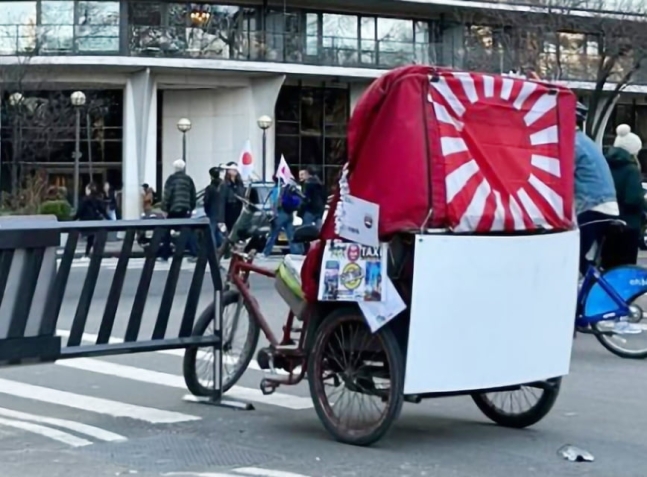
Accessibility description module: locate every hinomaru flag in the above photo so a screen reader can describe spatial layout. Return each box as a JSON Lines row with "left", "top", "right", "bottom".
{"left": 276, "top": 155, "right": 295, "bottom": 185}
{"left": 238, "top": 139, "right": 254, "bottom": 181}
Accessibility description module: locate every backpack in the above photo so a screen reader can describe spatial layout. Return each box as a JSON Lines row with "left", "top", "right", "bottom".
{"left": 280, "top": 185, "right": 302, "bottom": 213}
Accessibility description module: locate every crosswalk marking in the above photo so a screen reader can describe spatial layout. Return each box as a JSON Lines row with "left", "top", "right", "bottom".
{"left": 162, "top": 468, "right": 313, "bottom": 477}
{"left": 0, "top": 416, "right": 93, "bottom": 448}
{"left": 0, "top": 378, "right": 201, "bottom": 424}
{"left": 56, "top": 357, "right": 313, "bottom": 410}
{"left": 233, "top": 468, "right": 314, "bottom": 477}
{"left": 0, "top": 407, "right": 126, "bottom": 442}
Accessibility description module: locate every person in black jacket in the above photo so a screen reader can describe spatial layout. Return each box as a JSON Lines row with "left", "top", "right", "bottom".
{"left": 159, "top": 159, "right": 198, "bottom": 261}
{"left": 103, "top": 181, "right": 118, "bottom": 220}
{"left": 602, "top": 124, "right": 647, "bottom": 268}
{"left": 74, "top": 183, "right": 108, "bottom": 259}
{"left": 204, "top": 167, "right": 224, "bottom": 248}
{"left": 220, "top": 162, "right": 246, "bottom": 232}
{"left": 298, "top": 166, "right": 325, "bottom": 227}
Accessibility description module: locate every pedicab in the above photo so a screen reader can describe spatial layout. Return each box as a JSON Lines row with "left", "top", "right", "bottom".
{"left": 183, "top": 65, "right": 579, "bottom": 446}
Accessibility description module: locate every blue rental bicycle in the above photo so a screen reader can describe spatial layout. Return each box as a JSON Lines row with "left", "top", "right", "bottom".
{"left": 577, "top": 219, "right": 647, "bottom": 359}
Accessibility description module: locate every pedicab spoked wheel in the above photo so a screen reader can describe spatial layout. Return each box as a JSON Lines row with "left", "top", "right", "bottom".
{"left": 183, "top": 290, "right": 260, "bottom": 396}
{"left": 471, "top": 378, "right": 561, "bottom": 428}
{"left": 308, "top": 307, "right": 405, "bottom": 446}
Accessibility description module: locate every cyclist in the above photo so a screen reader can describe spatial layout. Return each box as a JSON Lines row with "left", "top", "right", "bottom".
{"left": 574, "top": 102, "right": 619, "bottom": 275}
{"left": 574, "top": 104, "right": 641, "bottom": 335}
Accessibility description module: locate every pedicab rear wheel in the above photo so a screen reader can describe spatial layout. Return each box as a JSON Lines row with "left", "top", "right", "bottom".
{"left": 307, "top": 307, "right": 405, "bottom": 446}
{"left": 471, "top": 378, "right": 561, "bottom": 428}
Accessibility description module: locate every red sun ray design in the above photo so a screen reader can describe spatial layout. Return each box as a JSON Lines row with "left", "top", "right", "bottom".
{"left": 429, "top": 71, "right": 574, "bottom": 232}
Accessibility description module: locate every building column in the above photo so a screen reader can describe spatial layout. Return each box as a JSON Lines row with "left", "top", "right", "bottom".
{"left": 589, "top": 94, "right": 620, "bottom": 146}
{"left": 122, "top": 68, "right": 157, "bottom": 219}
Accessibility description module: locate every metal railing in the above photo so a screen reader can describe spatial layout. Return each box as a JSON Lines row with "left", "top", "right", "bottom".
{"left": 0, "top": 217, "right": 222, "bottom": 365}
{"left": 2, "top": 23, "right": 647, "bottom": 83}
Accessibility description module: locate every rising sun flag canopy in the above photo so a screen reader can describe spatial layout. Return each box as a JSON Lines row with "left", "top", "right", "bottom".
{"left": 320, "top": 65, "right": 576, "bottom": 240}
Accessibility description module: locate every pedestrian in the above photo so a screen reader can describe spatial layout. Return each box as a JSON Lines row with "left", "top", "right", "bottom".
{"left": 262, "top": 177, "right": 300, "bottom": 257}
{"left": 103, "top": 181, "right": 118, "bottom": 220}
{"left": 204, "top": 166, "right": 224, "bottom": 249}
{"left": 159, "top": 159, "right": 198, "bottom": 262}
{"left": 298, "top": 166, "right": 325, "bottom": 228}
{"left": 141, "top": 183, "right": 155, "bottom": 216}
{"left": 573, "top": 103, "right": 620, "bottom": 276}
{"left": 73, "top": 183, "right": 108, "bottom": 260}
{"left": 601, "top": 124, "right": 647, "bottom": 268}
{"left": 220, "top": 162, "right": 246, "bottom": 232}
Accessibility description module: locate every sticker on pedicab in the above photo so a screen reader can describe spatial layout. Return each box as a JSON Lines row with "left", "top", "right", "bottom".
{"left": 317, "top": 241, "right": 387, "bottom": 302}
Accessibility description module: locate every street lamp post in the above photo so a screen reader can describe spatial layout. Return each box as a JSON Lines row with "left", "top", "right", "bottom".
{"left": 256, "top": 115, "right": 272, "bottom": 181}
{"left": 71, "top": 91, "right": 86, "bottom": 211}
{"left": 177, "top": 118, "right": 192, "bottom": 163}
{"left": 8, "top": 92, "right": 23, "bottom": 193}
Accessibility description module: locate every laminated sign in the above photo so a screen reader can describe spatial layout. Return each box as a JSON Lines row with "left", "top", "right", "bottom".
{"left": 318, "top": 241, "right": 387, "bottom": 302}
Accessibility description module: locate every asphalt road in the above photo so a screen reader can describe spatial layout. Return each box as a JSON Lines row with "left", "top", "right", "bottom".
{"left": 1, "top": 257, "right": 647, "bottom": 477}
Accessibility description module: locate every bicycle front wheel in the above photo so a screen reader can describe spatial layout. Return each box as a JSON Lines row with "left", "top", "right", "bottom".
{"left": 183, "top": 290, "right": 260, "bottom": 396}
{"left": 593, "top": 293, "right": 647, "bottom": 359}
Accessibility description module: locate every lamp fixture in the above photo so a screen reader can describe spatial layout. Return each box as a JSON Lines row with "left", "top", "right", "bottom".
{"left": 190, "top": 9, "right": 211, "bottom": 25}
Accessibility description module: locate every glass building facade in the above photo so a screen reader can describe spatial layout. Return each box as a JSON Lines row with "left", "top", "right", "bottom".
{"left": 1, "top": 1, "right": 646, "bottom": 193}
{"left": 1, "top": 0, "right": 643, "bottom": 83}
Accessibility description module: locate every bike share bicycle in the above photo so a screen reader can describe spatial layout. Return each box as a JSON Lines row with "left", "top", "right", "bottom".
{"left": 576, "top": 219, "right": 647, "bottom": 358}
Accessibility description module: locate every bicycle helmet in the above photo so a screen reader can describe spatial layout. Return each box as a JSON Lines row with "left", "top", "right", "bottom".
{"left": 576, "top": 102, "right": 588, "bottom": 123}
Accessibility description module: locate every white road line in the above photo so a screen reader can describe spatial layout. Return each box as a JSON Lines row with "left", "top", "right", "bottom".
{"left": 0, "top": 378, "right": 201, "bottom": 424}
{"left": 162, "top": 473, "right": 238, "bottom": 477}
{"left": 56, "top": 329, "right": 290, "bottom": 375}
{"left": 0, "top": 407, "right": 126, "bottom": 442}
{"left": 0, "top": 416, "right": 93, "bottom": 447}
{"left": 233, "top": 468, "right": 313, "bottom": 477}
{"left": 162, "top": 469, "right": 312, "bottom": 477}
{"left": 56, "top": 357, "right": 313, "bottom": 410}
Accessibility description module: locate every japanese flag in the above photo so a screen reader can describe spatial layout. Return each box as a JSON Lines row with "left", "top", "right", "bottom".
{"left": 238, "top": 139, "right": 254, "bottom": 181}
{"left": 276, "top": 155, "right": 295, "bottom": 184}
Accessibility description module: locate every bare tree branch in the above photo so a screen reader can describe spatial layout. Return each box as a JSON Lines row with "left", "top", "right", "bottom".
{"left": 449, "top": 0, "right": 647, "bottom": 140}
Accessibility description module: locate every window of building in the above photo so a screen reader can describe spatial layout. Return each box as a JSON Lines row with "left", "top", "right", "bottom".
{"left": 0, "top": 1, "right": 119, "bottom": 55}
{"left": 275, "top": 83, "right": 349, "bottom": 191}
{"left": 1, "top": 89, "right": 123, "bottom": 194}
{"left": 128, "top": 2, "right": 258, "bottom": 59}
{"left": 0, "top": 1, "right": 38, "bottom": 54}
{"left": 76, "top": 1, "right": 120, "bottom": 52}
{"left": 322, "top": 14, "right": 358, "bottom": 66}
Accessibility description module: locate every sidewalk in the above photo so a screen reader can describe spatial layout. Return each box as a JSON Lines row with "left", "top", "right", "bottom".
{"left": 57, "top": 239, "right": 147, "bottom": 259}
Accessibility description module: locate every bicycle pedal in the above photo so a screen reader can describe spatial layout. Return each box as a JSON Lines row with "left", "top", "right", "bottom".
{"left": 260, "top": 379, "right": 277, "bottom": 396}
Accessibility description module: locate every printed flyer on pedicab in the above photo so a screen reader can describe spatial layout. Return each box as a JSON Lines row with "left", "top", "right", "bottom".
{"left": 317, "top": 241, "right": 406, "bottom": 333}
{"left": 318, "top": 241, "right": 386, "bottom": 302}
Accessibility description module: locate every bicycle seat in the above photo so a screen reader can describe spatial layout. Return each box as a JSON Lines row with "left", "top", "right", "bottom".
{"left": 293, "top": 225, "right": 320, "bottom": 244}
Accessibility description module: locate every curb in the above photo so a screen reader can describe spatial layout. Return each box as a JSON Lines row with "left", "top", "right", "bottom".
{"left": 55, "top": 251, "right": 286, "bottom": 260}
{"left": 57, "top": 251, "right": 147, "bottom": 260}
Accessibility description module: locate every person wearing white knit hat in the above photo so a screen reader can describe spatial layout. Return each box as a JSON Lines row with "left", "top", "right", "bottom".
{"left": 613, "top": 124, "right": 643, "bottom": 157}
{"left": 159, "top": 157, "right": 198, "bottom": 261}
{"left": 602, "top": 124, "right": 647, "bottom": 270}
{"left": 173, "top": 158, "right": 186, "bottom": 171}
